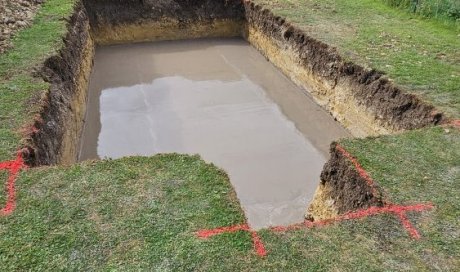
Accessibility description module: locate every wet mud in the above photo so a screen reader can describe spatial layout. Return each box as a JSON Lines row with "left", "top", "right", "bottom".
{"left": 79, "top": 38, "right": 350, "bottom": 228}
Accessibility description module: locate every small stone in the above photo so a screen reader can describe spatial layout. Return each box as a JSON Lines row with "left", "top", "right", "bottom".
{"left": 16, "top": 21, "right": 27, "bottom": 27}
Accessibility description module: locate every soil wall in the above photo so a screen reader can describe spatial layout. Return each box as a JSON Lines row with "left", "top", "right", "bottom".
{"left": 243, "top": 1, "right": 444, "bottom": 137}
{"left": 22, "top": 2, "right": 94, "bottom": 166}
{"left": 306, "top": 143, "right": 385, "bottom": 220}
{"left": 82, "top": 0, "right": 246, "bottom": 45}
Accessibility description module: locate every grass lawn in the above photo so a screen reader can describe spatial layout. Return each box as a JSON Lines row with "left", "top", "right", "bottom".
{"left": 0, "top": 0, "right": 459, "bottom": 270}
{"left": 1, "top": 127, "right": 458, "bottom": 270}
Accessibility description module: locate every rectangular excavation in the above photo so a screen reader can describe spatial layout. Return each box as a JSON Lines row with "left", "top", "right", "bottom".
{"left": 79, "top": 38, "right": 350, "bottom": 229}
{"left": 22, "top": 0, "right": 445, "bottom": 229}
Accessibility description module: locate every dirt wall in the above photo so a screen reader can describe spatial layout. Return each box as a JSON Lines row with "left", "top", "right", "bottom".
{"left": 82, "top": 0, "right": 246, "bottom": 45}
{"left": 243, "top": 1, "right": 444, "bottom": 137}
{"left": 22, "top": 2, "right": 94, "bottom": 165}
{"left": 306, "top": 143, "right": 385, "bottom": 220}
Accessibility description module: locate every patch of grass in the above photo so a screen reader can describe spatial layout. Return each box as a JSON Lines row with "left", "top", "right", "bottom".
{"left": 382, "top": 0, "right": 460, "bottom": 21}
{"left": 254, "top": 0, "right": 460, "bottom": 117}
{"left": 1, "top": 148, "right": 459, "bottom": 270}
{"left": 0, "top": 171, "right": 7, "bottom": 206}
{"left": 0, "top": 0, "right": 75, "bottom": 161}
{"left": 0, "top": 155, "right": 248, "bottom": 270}
{"left": 342, "top": 126, "right": 460, "bottom": 263}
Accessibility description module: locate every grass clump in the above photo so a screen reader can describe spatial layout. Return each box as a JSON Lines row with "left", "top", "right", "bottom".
{"left": 382, "top": 0, "right": 460, "bottom": 21}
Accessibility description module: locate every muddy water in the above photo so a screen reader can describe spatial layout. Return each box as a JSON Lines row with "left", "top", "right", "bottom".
{"left": 79, "top": 38, "right": 350, "bottom": 229}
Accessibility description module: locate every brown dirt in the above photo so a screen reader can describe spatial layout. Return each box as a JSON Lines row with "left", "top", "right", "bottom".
{"left": 21, "top": 2, "right": 94, "bottom": 166}
{"left": 306, "top": 142, "right": 385, "bottom": 220}
{"left": 243, "top": 1, "right": 445, "bottom": 134}
{"left": 82, "top": 0, "right": 246, "bottom": 44}
{"left": 82, "top": 0, "right": 245, "bottom": 26}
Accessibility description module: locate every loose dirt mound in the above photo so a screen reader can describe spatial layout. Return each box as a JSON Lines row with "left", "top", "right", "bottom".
{"left": 0, "top": 0, "right": 43, "bottom": 54}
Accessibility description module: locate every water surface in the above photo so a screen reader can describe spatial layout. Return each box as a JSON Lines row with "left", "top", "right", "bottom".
{"left": 79, "top": 38, "right": 350, "bottom": 229}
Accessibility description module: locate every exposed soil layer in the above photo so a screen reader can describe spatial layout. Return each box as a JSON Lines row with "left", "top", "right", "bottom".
{"left": 21, "top": 2, "right": 94, "bottom": 166}
{"left": 306, "top": 142, "right": 385, "bottom": 220}
{"left": 244, "top": 1, "right": 445, "bottom": 136}
{"left": 82, "top": 0, "right": 246, "bottom": 44}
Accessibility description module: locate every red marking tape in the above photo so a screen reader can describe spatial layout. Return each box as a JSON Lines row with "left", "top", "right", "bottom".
{"left": 0, "top": 152, "right": 26, "bottom": 216}
{"left": 197, "top": 224, "right": 250, "bottom": 238}
{"left": 197, "top": 202, "right": 433, "bottom": 257}
{"left": 271, "top": 203, "right": 433, "bottom": 239}
{"left": 197, "top": 224, "right": 267, "bottom": 257}
{"left": 451, "top": 120, "right": 460, "bottom": 128}
{"left": 250, "top": 230, "right": 267, "bottom": 256}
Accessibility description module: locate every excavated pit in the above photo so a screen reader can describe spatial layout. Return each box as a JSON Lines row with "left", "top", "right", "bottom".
{"left": 22, "top": 0, "right": 447, "bottom": 228}
{"left": 78, "top": 38, "right": 350, "bottom": 228}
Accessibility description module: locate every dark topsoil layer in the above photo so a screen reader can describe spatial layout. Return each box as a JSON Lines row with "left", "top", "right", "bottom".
{"left": 320, "top": 143, "right": 385, "bottom": 213}
{"left": 82, "top": 0, "right": 245, "bottom": 27}
{"left": 22, "top": 2, "right": 91, "bottom": 166}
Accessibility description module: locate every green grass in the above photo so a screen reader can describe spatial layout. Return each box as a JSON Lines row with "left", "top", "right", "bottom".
{"left": 0, "top": 137, "right": 458, "bottom": 270}
{"left": 0, "top": 0, "right": 75, "bottom": 161}
{"left": 382, "top": 0, "right": 460, "bottom": 21}
{"left": 0, "top": 171, "right": 7, "bottom": 206}
{"left": 0, "top": 155, "right": 249, "bottom": 270}
{"left": 254, "top": 0, "right": 460, "bottom": 118}
{"left": 0, "top": 0, "right": 459, "bottom": 270}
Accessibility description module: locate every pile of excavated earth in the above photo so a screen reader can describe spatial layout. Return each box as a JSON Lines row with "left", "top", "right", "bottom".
{"left": 0, "top": 0, "right": 43, "bottom": 53}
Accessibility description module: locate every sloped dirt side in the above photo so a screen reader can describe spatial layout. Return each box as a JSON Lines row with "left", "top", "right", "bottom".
{"left": 306, "top": 143, "right": 385, "bottom": 220}
{"left": 244, "top": 1, "right": 445, "bottom": 136}
{"left": 22, "top": 2, "right": 94, "bottom": 166}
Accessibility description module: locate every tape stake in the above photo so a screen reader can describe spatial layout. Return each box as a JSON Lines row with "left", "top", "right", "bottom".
{"left": 250, "top": 231, "right": 267, "bottom": 257}
{"left": 197, "top": 224, "right": 267, "bottom": 256}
